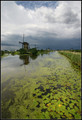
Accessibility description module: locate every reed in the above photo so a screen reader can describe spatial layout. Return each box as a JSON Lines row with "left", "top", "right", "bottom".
{"left": 59, "top": 51, "right": 81, "bottom": 69}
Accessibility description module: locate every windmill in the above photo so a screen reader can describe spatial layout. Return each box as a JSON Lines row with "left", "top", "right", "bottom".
{"left": 19, "top": 34, "right": 30, "bottom": 50}
{"left": 30, "top": 44, "right": 39, "bottom": 49}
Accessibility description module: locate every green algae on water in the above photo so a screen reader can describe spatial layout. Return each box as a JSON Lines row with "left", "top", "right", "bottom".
{"left": 1, "top": 51, "right": 81, "bottom": 119}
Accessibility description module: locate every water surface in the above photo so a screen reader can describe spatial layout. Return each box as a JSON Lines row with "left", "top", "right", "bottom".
{"left": 1, "top": 51, "right": 81, "bottom": 119}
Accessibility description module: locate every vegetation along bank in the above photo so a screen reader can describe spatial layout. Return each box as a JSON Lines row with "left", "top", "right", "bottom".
{"left": 59, "top": 50, "right": 81, "bottom": 70}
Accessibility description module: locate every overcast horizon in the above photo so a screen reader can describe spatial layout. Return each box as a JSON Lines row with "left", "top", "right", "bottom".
{"left": 1, "top": 1, "right": 81, "bottom": 50}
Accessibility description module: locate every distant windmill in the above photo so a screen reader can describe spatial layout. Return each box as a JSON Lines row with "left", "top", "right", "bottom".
{"left": 30, "top": 44, "right": 39, "bottom": 49}
{"left": 19, "top": 34, "right": 30, "bottom": 50}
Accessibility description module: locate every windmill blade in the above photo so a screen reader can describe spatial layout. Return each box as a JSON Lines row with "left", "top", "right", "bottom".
{"left": 23, "top": 34, "right": 24, "bottom": 42}
{"left": 19, "top": 41, "right": 23, "bottom": 44}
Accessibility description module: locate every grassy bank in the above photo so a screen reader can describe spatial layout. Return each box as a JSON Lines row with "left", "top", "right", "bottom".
{"left": 1, "top": 54, "right": 9, "bottom": 58}
{"left": 59, "top": 51, "right": 81, "bottom": 69}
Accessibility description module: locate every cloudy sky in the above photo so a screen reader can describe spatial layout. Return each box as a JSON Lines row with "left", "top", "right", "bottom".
{"left": 1, "top": 1, "right": 81, "bottom": 50}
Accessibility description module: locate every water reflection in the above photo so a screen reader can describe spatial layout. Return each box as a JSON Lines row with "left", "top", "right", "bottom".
{"left": 30, "top": 54, "right": 38, "bottom": 60}
{"left": 19, "top": 52, "right": 51, "bottom": 66}
{"left": 19, "top": 54, "right": 38, "bottom": 65}
{"left": 19, "top": 55, "right": 30, "bottom": 65}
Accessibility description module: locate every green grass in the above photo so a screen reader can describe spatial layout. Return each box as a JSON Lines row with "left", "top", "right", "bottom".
{"left": 68, "top": 49, "right": 81, "bottom": 52}
{"left": 59, "top": 51, "right": 81, "bottom": 69}
{"left": 1, "top": 54, "right": 9, "bottom": 58}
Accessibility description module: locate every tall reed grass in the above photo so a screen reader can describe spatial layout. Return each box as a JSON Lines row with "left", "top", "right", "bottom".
{"left": 59, "top": 51, "right": 81, "bottom": 69}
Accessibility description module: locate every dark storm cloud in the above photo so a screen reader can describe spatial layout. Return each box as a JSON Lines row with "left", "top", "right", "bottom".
{"left": 1, "top": 43, "right": 18, "bottom": 46}
{"left": 1, "top": 34, "right": 22, "bottom": 50}
{"left": 1, "top": 34, "right": 22, "bottom": 44}
{"left": 1, "top": 33, "right": 81, "bottom": 50}
{"left": 36, "top": 37, "right": 80, "bottom": 50}
{"left": 63, "top": 10, "right": 79, "bottom": 24}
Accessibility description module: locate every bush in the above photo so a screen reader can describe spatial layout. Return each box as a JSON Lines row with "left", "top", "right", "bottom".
{"left": 29, "top": 48, "right": 38, "bottom": 55}
{"left": 11, "top": 51, "right": 15, "bottom": 56}
{"left": 70, "top": 49, "right": 81, "bottom": 52}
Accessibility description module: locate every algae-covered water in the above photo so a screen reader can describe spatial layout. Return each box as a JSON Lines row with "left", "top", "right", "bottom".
{"left": 1, "top": 51, "right": 81, "bottom": 119}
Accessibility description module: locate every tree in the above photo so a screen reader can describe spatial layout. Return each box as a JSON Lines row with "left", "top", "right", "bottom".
{"left": 19, "top": 48, "right": 27, "bottom": 54}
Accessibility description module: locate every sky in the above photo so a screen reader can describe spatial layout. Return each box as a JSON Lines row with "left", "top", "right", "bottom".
{"left": 1, "top": 1, "right": 81, "bottom": 50}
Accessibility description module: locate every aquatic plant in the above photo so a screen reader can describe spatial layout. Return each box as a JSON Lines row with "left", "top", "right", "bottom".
{"left": 1, "top": 51, "right": 81, "bottom": 119}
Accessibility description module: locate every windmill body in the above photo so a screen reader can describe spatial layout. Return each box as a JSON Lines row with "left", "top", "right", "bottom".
{"left": 19, "top": 34, "right": 30, "bottom": 50}
{"left": 23, "top": 42, "right": 29, "bottom": 50}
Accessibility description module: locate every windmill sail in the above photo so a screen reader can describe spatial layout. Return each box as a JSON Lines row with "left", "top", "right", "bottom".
{"left": 19, "top": 34, "right": 29, "bottom": 50}
{"left": 23, "top": 34, "right": 24, "bottom": 42}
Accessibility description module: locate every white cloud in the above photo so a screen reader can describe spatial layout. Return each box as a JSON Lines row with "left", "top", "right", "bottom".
{"left": 1, "top": 1, "right": 81, "bottom": 41}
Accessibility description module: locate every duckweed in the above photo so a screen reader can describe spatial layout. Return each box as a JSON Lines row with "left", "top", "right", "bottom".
{"left": 1, "top": 51, "right": 81, "bottom": 119}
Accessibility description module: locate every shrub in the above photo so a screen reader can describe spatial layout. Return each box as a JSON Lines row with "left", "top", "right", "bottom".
{"left": 29, "top": 48, "right": 38, "bottom": 56}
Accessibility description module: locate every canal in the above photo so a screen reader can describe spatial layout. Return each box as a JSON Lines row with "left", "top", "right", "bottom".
{"left": 1, "top": 51, "right": 81, "bottom": 119}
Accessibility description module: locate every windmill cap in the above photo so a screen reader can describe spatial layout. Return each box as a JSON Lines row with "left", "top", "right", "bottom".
{"left": 23, "top": 42, "right": 29, "bottom": 45}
